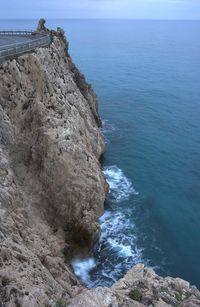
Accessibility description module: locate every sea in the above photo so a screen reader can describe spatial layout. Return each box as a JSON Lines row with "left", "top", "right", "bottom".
{"left": 1, "top": 19, "right": 200, "bottom": 289}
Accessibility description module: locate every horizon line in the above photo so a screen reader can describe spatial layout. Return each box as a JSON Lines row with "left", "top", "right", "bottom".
{"left": 0, "top": 18, "right": 200, "bottom": 21}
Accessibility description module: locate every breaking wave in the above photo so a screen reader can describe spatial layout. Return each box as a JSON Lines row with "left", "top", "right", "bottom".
{"left": 103, "top": 165, "right": 139, "bottom": 202}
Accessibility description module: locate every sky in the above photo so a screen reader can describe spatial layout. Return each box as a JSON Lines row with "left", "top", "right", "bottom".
{"left": 1, "top": 0, "right": 200, "bottom": 20}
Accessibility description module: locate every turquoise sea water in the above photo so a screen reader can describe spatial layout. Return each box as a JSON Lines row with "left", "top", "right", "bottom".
{"left": 1, "top": 19, "right": 200, "bottom": 289}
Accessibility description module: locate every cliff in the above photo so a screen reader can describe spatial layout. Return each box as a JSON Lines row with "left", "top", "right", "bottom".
{"left": 0, "top": 23, "right": 200, "bottom": 307}
{"left": 0, "top": 26, "right": 107, "bottom": 306}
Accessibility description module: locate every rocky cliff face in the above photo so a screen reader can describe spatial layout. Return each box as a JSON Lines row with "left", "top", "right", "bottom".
{"left": 0, "top": 28, "right": 107, "bottom": 306}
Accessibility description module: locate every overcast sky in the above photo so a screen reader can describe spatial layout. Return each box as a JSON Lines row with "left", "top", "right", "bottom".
{"left": 1, "top": 0, "right": 200, "bottom": 20}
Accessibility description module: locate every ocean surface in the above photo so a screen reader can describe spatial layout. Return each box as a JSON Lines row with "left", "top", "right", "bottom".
{"left": 1, "top": 19, "right": 200, "bottom": 289}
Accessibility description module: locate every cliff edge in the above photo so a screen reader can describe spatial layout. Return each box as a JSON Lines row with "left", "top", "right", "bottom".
{"left": 0, "top": 23, "right": 107, "bottom": 306}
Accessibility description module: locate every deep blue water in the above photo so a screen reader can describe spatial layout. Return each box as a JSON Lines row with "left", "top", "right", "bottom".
{"left": 1, "top": 19, "right": 200, "bottom": 289}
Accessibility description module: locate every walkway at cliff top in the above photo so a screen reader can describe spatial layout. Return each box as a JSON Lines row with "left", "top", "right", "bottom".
{"left": 0, "top": 31, "right": 51, "bottom": 62}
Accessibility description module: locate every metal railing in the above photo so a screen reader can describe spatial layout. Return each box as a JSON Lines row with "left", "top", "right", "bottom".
{"left": 0, "top": 31, "right": 51, "bottom": 62}
{"left": 0, "top": 30, "right": 34, "bottom": 36}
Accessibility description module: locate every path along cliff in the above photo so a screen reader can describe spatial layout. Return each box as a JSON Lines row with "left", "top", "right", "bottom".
{"left": 0, "top": 21, "right": 200, "bottom": 307}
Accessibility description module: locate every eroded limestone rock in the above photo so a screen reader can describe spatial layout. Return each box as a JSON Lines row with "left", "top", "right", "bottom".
{"left": 0, "top": 24, "right": 106, "bottom": 306}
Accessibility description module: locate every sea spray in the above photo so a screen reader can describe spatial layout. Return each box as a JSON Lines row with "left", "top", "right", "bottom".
{"left": 71, "top": 258, "right": 96, "bottom": 286}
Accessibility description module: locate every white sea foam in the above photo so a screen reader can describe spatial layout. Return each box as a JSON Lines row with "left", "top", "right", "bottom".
{"left": 103, "top": 165, "right": 138, "bottom": 202}
{"left": 99, "top": 210, "right": 143, "bottom": 260}
{"left": 71, "top": 258, "right": 96, "bottom": 286}
{"left": 107, "top": 238, "right": 134, "bottom": 257}
{"left": 100, "top": 210, "right": 130, "bottom": 238}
